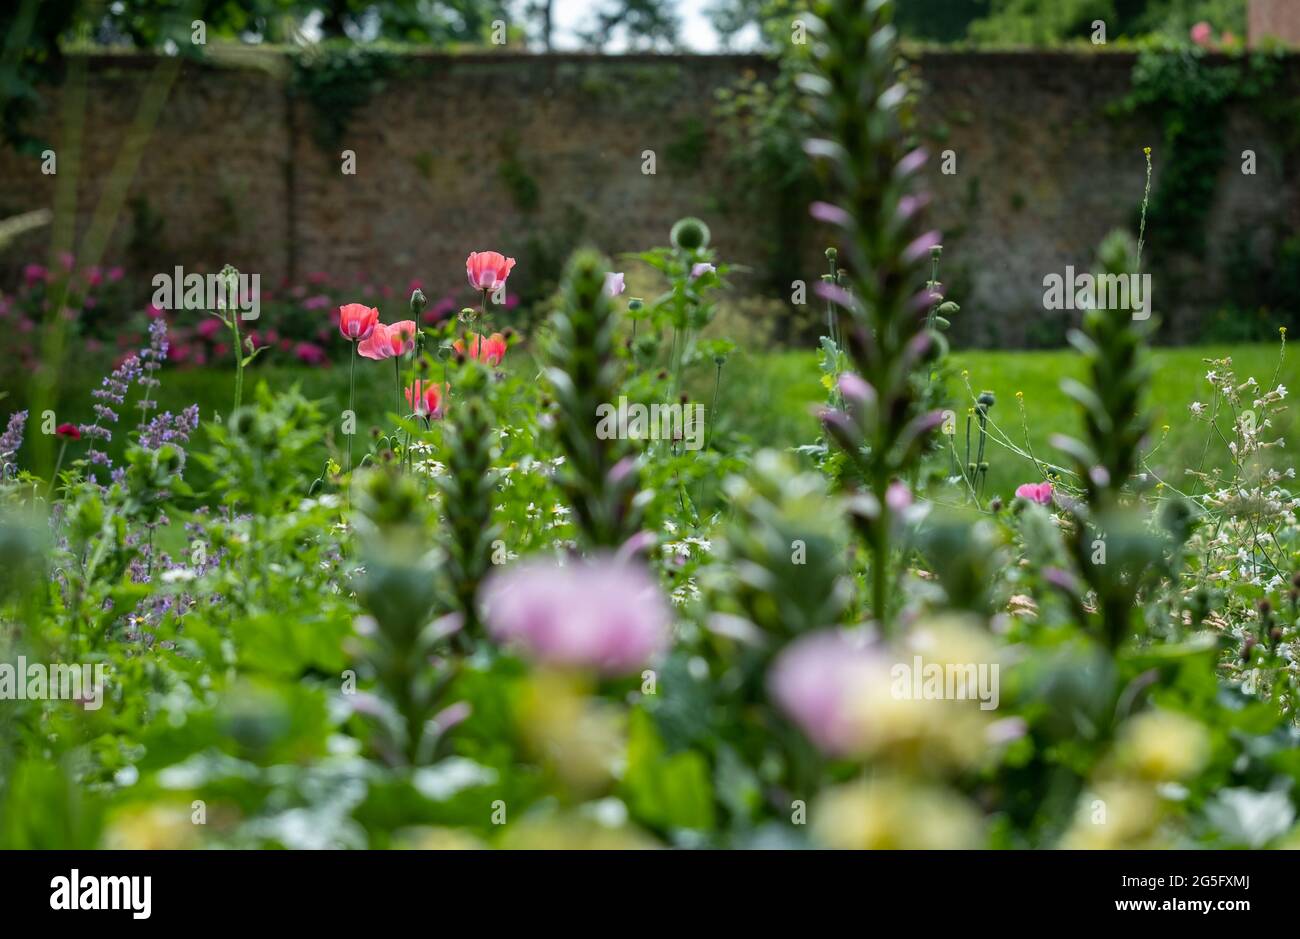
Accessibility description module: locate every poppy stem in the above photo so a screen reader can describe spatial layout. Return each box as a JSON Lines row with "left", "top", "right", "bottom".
{"left": 46, "top": 438, "right": 68, "bottom": 499}
{"left": 393, "top": 356, "right": 401, "bottom": 422}
{"left": 346, "top": 340, "right": 357, "bottom": 479}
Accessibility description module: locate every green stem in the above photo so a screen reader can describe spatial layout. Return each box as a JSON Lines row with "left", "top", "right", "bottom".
{"left": 705, "top": 361, "right": 722, "bottom": 453}
{"left": 346, "top": 341, "right": 357, "bottom": 479}
{"left": 230, "top": 313, "right": 244, "bottom": 414}
{"left": 46, "top": 438, "right": 68, "bottom": 499}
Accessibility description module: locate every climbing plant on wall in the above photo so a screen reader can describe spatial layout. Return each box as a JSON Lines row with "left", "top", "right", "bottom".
{"left": 1115, "top": 43, "right": 1287, "bottom": 257}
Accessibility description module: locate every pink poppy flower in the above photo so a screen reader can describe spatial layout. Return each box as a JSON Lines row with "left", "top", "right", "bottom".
{"left": 338, "top": 303, "right": 379, "bottom": 341}
{"left": 1015, "top": 481, "right": 1054, "bottom": 505}
{"left": 453, "top": 332, "right": 507, "bottom": 367}
{"left": 466, "top": 251, "right": 516, "bottom": 291}
{"left": 604, "top": 272, "right": 626, "bottom": 297}
{"left": 405, "top": 380, "right": 448, "bottom": 419}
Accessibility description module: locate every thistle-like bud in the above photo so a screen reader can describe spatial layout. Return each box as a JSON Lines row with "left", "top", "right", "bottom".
{"left": 670, "top": 217, "right": 710, "bottom": 251}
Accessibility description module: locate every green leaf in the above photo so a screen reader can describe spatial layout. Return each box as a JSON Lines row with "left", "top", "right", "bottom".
{"left": 622, "top": 709, "right": 716, "bottom": 833}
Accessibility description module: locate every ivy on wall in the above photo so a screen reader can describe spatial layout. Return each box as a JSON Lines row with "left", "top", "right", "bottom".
{"left": 1115, "top": 45, "right": 1287, "bottom": 257}
{"left": 290, "top": 45, "right": 410, "bottom": 153}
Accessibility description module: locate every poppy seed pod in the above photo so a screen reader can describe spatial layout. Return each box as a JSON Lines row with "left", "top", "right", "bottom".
{"left": 409, "top": 288, "right": 427, "bottom": 318}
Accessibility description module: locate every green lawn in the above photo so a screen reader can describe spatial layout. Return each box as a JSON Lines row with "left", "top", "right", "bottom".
{"left": 10, "top": 342, "right": 1294, "bottom": 505}
{"left": 727, "top": 343, "right": 1296, "bottom": 498}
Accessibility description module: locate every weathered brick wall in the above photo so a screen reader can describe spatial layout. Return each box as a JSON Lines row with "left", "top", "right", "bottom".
{"left": 0, "top": 50, "right": 1296, "bottom": 347}
{"left": 1250, "top": 0, "right": 1300, "bottom": 46}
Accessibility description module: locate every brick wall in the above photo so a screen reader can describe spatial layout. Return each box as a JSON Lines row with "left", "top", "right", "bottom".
{"left": 0, "top": 50, "right": 1296, "bottom": 347}
{"left": 1250, "top": 0, "right": 1300, "bottom": 46}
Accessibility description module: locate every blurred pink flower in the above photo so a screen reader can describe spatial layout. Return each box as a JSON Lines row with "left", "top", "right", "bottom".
{"left": 768, "top": 630, "right": 887, "bottom": 757}
{"left": 690, "top": 262, "right": 716, "bottom": 280}
{"left": 1015, "top": 481, "right": 1054, "bottom": 505}
{"left": 481, "top": 557, "right": 671, "bottom": 676}
{"left": 886, "top": 480, "right": 912, "bottom": 514}
{"left": 197, "top": 318, "right": 222, "bottom": 339}
{"left": 1190, "top": 21, "right": 1213, "bottom": 46}
{"left": 22, "top": 264, "right": 46, "bottom": 285}
{"left": 604, "top": 272, "right": 626, "bottom": 297}
{"left": 294, "top": 341, "right": 327, "bottom": 365}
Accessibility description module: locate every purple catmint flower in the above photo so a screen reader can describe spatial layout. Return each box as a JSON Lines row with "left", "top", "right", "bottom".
{"left": 0, "top": 409, "right": 29, "bottom": 462}
{"left": 480, "top": 556, "right": 671, "bottom": 676}
{"left": 139, "top": 405, "right": 200, "bottom": 461}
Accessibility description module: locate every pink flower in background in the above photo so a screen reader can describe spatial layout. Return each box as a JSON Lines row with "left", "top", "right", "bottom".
{"left": 1015, "top": 481, "right": 1054, "bottom": 505}
{"left": 294, "top": 341, "right": 327, "bottom": 366}
{"left": 454, "top": 332, "right": 507, "bottom": 367}
{"left": 108, "top": 266, "right": 124, "bottom": 282}
{"left": 768, "top": 630, "right": 889, "bottom": 757}
{"left": 405, "top": 379, "right": 448, "bottom": 419}
{"left": 197, "top": 319, "right": 222, "bottom": 340}
{"left": 303, "top": 295, "right": 332, "bottom": 311}
{"left": 886, "top": 480, "right": 912, "bottom": 514}
{"left": 22, "top": 264, "right": 46, "bottom": 285}
{"left": 690, "top": 262, "right": 716, "bottom": 280}
{"left": 481, "top": 557, "right": 671, "bottom": 676}
{"left": 466, "top": 251, "right": 516, "bottom": 291}
{"left": 424, "top": 297, "right": 457, "bottom": 325}
{"left": 604, "top": 272, "right": 626, "bottom": 297}
{"left": 1190, "top": 21, "right": 1213, "bottom": 47}
{"left": 338, "top": 303, "right": 379, "bottom": 341}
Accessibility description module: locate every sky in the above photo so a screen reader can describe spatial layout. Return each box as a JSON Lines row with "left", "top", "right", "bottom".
{"left": 548, "top": 0, "right": 749, "bottom": 51}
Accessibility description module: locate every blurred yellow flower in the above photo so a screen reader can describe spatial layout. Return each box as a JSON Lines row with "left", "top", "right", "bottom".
{"left": 813, "top": 776, "right": 983, "bottom": 849}
{"left": 1114, "top": 709, "right": 1211, "bottom": 782}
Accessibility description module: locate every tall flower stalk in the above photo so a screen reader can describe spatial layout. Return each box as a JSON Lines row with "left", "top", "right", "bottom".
{"left": 544, "top": 249, "right": 645, "bottom": 549}
{"left": 436, "top": 364, "right": 497, "bottom": 644}
{"left": 805, "top": 0, "right": 944, "bottom": 631}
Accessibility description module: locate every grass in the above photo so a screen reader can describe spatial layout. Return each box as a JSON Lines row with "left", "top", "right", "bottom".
{"left": 7, "top": 341, "right": 1294, "bottom": 506}
{"left": 729, "top": 342, "right": 1297, "bottom": 499}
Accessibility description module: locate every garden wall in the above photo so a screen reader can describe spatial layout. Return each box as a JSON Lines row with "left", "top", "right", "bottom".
{"left": 1, "top": 50, "right": 1296, "bottom": 347}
